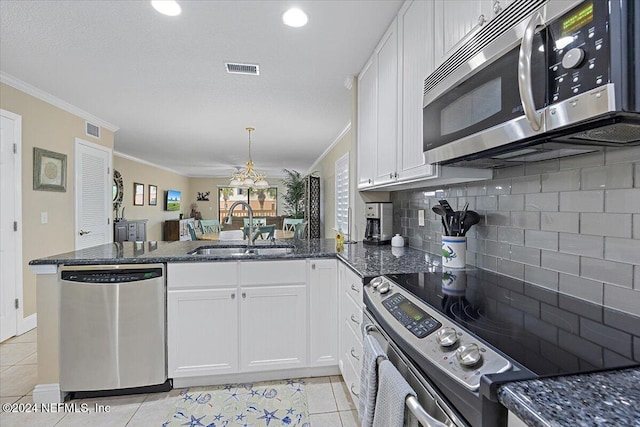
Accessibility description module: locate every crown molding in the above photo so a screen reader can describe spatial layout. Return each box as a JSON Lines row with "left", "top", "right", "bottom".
{"left": 307, "top": 121, "right": 351, "bottom": 174}
{"left": 0, "top": 72, "right": 119, "bottom": 132}
{"left": 113, "top": 151, "right": 188, "bottom": 176}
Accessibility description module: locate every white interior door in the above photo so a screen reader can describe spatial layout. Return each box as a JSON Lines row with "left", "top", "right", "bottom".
{"left": 75, "top": 138, "right": 112, "bottom": 249}
{"left": 0, "top": 110, "right": 22, "bottom": 342}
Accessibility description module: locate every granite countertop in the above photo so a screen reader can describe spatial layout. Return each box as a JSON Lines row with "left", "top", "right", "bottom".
{"left": 335, "top": 242, "right": 439, "bottom": 278}
{"left": 498, "top": 368, "right": 640, "bottom": 427}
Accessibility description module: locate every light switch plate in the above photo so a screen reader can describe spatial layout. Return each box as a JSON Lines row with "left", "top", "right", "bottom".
{"left": 418, "top": 209, "right": 425, "bottom": 226}
{"left": 41, "top": 212, "right": 48, "bottom": 224}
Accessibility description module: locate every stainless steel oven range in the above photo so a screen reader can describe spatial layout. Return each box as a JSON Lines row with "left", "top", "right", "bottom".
{"left": 363, "top": 269, "right": 640, "bottom": 427}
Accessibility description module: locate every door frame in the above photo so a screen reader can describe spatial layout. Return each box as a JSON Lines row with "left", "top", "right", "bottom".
{"left": 0, "top": 109, "right": 26, "bottom": 340}
{"left": 73, "top": 137, "right": 112, "bottom": 249}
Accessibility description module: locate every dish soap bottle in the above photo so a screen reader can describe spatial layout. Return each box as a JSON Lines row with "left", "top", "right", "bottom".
{"left": 391, "top": 234, "right": 404, "bottom": 247}
{"left": 336, "top": 228, "right": 344, "bottom": 252}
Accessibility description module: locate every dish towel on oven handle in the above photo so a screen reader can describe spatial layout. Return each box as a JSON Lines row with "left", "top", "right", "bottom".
{"left": 359, "top": 333, "right": 386, "bottom": 426}
{"left": 372, "top": 359, "right": 417, "bottom": 427}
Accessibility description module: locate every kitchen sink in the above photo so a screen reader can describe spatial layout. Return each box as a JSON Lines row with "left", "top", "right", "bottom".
{"left": 188, "top": 246, "right": 295, "bottom": 256}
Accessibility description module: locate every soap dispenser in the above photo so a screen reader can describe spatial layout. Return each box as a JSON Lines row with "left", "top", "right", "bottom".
{"left": 391, "top": 234, "right": 404, "bottom": 247}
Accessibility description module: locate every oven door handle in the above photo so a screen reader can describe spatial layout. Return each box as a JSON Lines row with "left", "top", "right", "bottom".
{"left": 518, "top": 10, "right": 544, "bottom": 132}
{"left": 364, "top": 325, "right": 449, "bottom": 427}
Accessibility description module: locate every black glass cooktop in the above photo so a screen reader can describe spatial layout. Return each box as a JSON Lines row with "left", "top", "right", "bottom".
{"left": 383, "top": 269, "right": 640, "bottom": 377}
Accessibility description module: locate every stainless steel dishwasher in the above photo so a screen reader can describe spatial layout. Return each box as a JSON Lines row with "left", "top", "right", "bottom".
{"left": 59, "top": 264, "right": 167, "bottom": 393}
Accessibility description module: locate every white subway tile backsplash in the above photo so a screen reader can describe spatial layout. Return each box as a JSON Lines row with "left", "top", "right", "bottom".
{"left": 541, "top": 169, "right": 580, "bottom": 192}
{"left": 541, "top": 250, "right": 580, "bottom": 275}
{"left": 635, "top": 266, "right": 640, "bottom": 291}
{"left": 560, "top": 151, "right": 604, "bottom": 170}
{"left": 494, "top": 165, "right": 524, "bottom": 179}
{"left": 559, "top": 233, "right": 604, "bottom": 258}
{"left": 604, "top": 188, "right": 640, "bottom": 213}
{"left": 634, "top": 215, "right": 640, "bottom": 239}
{"left": 559, "top": 190, "right": 604, "bottom": 212}
{"left": 526, "top": 159, "right": 560, "bottom": 176}
{"left": 511, "top": 175, "right": 542, "bottom": 194}
{"left": 511, "top": 245, "right": 541, "bottom": 266}
{"left": 604, "top": 284, "right": 640, "bottom": 317}
{"left": 524, "top": 265, "right": 559, "bottom": 290}
{"left": 498, "top": 194, "right": 524, "bottom": 211}
{"left": 559, "top": 273, "right": 603, "bottom": 305}
{"left": 580, "top": 213, "right": 632, "bottom": 238}
{"left": 487, "top": 179, "right": 511, "bottom": 195}
{"left": 476, "top": 254, "right": 498, "bottom": 271}
{"left": 498, "top": 227, "right": 525, "bottom": 245}
{"left": 580, "top": 257, "right": 633, "bottom": 288}
{"left": 635, "top": 163, "right": 639, "bottom": 187}
{"left": 476, "top": 225, "right": 497, "bottom": 241}
{"left": 525, "top": 230, "right": 559, "bottom": 251}
{"left": 466, "top": 185, "right": 487, "bottom": 196}
{"left": 541, "top": 212, "right": 579, "bottom": 233}
{"left": 486, "top": 240, "right": 511, "bottom": 258}
{"left": 511, "top": 211, "right": 540, "bottom": 229}
{"left": 604, "top": 237, "right": 640, "bottom": 264}
{"left": 605, "top": 146, "right": 640, "bottom": 165}
{"left": 525, "top": 192, "right": 559, "bottom": 212}
{"left": 581, "top": 163, "right": 633, "bottom": 190}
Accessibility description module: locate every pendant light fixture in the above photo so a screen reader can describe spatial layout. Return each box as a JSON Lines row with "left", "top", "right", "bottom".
{"left": 229, "top": 127, "right": 269, "bottom": 189}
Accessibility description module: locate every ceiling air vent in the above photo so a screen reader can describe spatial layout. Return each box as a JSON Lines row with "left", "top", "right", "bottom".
{"left": 85, "top": 121, "right": 100, "bottom": 139}
{"left": 225, "top": 62, "right": 260, "bottom": 76}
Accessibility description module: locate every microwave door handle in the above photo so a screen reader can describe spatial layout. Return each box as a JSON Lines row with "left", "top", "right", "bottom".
{"left": 518, "top": 11, "right": 545, "bottom": 131}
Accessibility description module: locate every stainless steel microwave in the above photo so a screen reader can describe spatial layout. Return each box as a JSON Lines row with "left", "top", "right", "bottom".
{"left": 423, "top": 0, "right": 640, "bottom": 168}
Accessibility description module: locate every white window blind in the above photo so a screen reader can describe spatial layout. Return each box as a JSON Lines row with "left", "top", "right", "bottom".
{"left": 335, "top": 153, "right": 349, "bottom": 233}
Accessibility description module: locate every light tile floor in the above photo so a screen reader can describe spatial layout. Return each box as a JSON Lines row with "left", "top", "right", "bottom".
{"left": 0, "top": 329, "right": 360, "bottom": 426}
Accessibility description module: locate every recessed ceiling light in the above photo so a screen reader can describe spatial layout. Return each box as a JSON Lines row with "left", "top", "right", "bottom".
{"left": 282, "top": 8, "right": 308, "bottom": 27}
{"left": 151, "top": 0, "right": 181, "bottom": 17}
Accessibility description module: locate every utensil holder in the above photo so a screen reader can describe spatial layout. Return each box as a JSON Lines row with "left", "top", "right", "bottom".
{"left": 442, "top": 236, "right": 466, "bottom": 268}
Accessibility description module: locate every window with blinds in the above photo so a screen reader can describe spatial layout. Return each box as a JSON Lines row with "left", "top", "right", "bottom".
{"left": 335, "top": 153, "right": 349, "bottom": 234}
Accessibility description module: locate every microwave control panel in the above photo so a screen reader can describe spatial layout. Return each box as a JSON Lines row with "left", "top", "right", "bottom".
{"left": 546, "top": 0, "right": 609, "bottom": 105}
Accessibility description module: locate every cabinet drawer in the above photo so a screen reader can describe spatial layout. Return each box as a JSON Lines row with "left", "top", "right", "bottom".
{"left": 342, "top": 292, "right": 362, "bottom": 335}
{"left": 342, "top": 319, "right": 363, "bottom": 377}
{"left": 342, "top": 265, "right": 363, "bottom": 307}
{"left": 340, "top": 350, "right": 361, "bottom": 409}
{"left": 128, "top": 223, "right": 137, "bottom": 231}
{"left": 167, "top": 262, "right": 237, "bottom": 289}
{"left": 240, "top": 260, "right": 306, "bottom": 285}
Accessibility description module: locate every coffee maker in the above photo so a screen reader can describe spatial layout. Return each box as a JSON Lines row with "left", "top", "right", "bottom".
{"left": 363, "top": 202, "right": 393, "bottom": 245}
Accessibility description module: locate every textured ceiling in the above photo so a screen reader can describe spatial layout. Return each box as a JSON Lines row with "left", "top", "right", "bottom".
{"left": 0, "top": 0, "right": 403, "bottom": 178}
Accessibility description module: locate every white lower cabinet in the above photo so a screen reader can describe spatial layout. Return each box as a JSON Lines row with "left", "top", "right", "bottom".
{"left": 240, "top": 284, "right": 307, "bottom": 371}
{"left": 338, "top": 261, "right": 364, "bottom": 407}
{"left": 167, "top": 259, "right": 338, "bottom": 381}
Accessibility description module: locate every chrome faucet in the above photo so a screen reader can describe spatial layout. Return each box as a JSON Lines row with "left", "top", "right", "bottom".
{"left": 225, "top": 201, "right": 261, "bottom": 245}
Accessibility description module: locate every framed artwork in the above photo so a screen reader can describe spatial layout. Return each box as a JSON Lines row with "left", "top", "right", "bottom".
{"left": 149, "top": 184, "right": 158, "bottom": 206}
{"left": 33, "top": 147, "right": 67, "bottom": 192}
{"left": 134, "top": 182, "right": 144, "bottom": 206}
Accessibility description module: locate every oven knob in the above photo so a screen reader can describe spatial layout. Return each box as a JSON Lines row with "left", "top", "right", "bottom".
{"left": 435, "top": 327, "right": 458, "bottom": 347}
{"left": 456, "top": 343, "right": 482, "bottom": 367}
{"left": 378, "top": 283, "right": 390, "bottom": 294}
{"left": 370, "top": 277, "right": 383, "bottom": 289}
{"left": 562, "top": 47, "right": 585, "bottom": 69}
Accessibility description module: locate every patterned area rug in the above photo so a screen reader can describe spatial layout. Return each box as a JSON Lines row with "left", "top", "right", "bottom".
{"left": 162, "top": 379, "right": 310, "bottom": 427}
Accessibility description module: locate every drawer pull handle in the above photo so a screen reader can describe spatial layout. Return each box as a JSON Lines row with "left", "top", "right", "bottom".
{"left": 350, "top": 314, "right": 360, "bottom": 325}
{"left": 350, "top": 347, "right": 360, "bottom": 361}
{"left": 350, "top": 384, "right": 359, "bottom": 397}
{"left": 350, "top": 284, "right": 360, "bottom": 293}
{"left": 231, "top": 293, "right": 236, "bottom": 299}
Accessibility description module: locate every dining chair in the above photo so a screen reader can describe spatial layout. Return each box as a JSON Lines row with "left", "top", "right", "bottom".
{"left": 199, "top": 219, "right": 221, "bottom": 234}
{"left": 243, "top": 218, "right": 267, "bottom": 227}
{"left": 218, "top": 230, "right": 245, "bottom": 240}
{"left": 243, "top": 224, "right": 276, "bottom": 240}
{"left": 293, "top": 222, "right": 307, "bottom": 239}
{"left": 282, "top": 218, "right": 304, "bottom": 232}
{"left": 186, "top": 223, "right": 199, "bottom": 241}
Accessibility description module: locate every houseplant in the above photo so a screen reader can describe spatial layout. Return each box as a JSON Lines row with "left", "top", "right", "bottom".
{"left": 281, "top": 169, "right": 306, "bottom": 219}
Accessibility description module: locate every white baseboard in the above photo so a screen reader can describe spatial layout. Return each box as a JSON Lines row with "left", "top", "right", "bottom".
{"left": 18, "top": 313, "right": 37, "bottom": 334}
{"left": 33, "top": 384, "right": 66, "bottom": 404}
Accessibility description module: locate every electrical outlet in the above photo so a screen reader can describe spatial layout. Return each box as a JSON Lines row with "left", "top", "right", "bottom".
{"left": 41, "top": 212, "right": 48, "bottom": 224}
{"left": 418, "top": 209, "right": 425, "bottom": 226}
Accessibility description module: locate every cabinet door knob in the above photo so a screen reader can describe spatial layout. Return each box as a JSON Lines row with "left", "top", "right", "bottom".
{"left": 493, "top": 0, "right": 502, "bottom": 14}
{"left": 478, "top": 14, "right": 486, "bottom": 26}
{"left": 231, "top": 293, "right": 235, "bottom": 299}
{"left": 311, "top": 264, "right": 316, "bottom": 270}
{"left": 350, "top": 284, "right": 360, "bottom": 293}
{"left": 242, "top": 292, "right": 246, "bottom": 299}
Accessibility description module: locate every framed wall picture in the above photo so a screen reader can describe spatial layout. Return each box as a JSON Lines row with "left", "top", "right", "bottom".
{"left": 33, "top": 147, "right": 67, "bottom": 192}
{"left": 134, "top": 182, "right": 144, "bottom": 206}
{"left": 149, "top": 184, "right": 158, "bottom": 206}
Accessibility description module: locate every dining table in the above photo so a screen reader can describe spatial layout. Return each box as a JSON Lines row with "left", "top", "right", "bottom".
{"left": 199, "top": 230, "right": 294, "bottom": 241}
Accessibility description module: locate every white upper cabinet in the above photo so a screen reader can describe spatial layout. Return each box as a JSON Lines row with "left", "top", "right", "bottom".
{"left": 374, "top": 19, "right": 399, "bottom": 186}
{"left": 357, "top": 56, "right": 377, "bottom": 189}
{"left": 397, "top": 0, "right": 435, "bottom": 181}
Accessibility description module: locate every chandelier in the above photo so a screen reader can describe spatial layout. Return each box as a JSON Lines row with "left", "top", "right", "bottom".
{"left": 229, "top": 127, "right": 269, "bottom": 189}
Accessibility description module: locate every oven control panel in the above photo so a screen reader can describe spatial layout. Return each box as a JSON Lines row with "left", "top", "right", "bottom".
{"left": 365, "top": 276, "right": 512, "bottom": 391}
{"left": 382, "top": 294, "right": 441, "bottom": 338}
